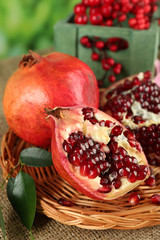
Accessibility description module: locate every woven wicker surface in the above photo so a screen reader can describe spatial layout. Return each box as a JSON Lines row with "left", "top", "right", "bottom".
{"left": 0, "top": 128, "right": 160, "bottom": 231}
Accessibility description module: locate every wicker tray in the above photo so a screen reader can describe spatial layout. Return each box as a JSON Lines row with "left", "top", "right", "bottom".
{"left": 0, "top": 129, "right": 160, "bottom": 230}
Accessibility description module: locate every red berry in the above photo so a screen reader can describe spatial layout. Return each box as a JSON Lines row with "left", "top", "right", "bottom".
{"left": 106, "top": 19, "right": 113, "bottom": 26}
{"left": 74, "top": 14, "right": 88, "bottom": 24}
{"left": 102, "top": 59, "right": 110, "bottom": 70}
{"left": 95, "top": 40, "right": 105, "bottom": 49}
{"left": 118, "top": 14, "right": 127, "bottom": 22}
{"left": 88, "top": 0, "right": 101, "bottom": 7}
{"left": 82, "top": 0, "right": 89, "bottom": 6}
{"left": 89, "top": 7, "right": 100, "bottom": 15}
{"left": 129, "top": 192, "right": 140, "bottom": 206}
{"left": 128, "top": 18, "right": 137, "bottom": 27}
{"left": 100, "top": 4, "right": 112, "bottom": 18}
{"left": 90, "top": 12, "right": 103, "bottom": 25}
{"left": 109, "top": 44, "right": 118, "bottom": 51}
{"left": 108, "top": 75, "right": 116, "bottom": 82}
{"left": 80, "top": 36, "right": 89, "bottom": 45}
{"left": 91, "top": 52, "right": 99, "bottom": 61}
{"left": 74, "top": 4, "right": 86, "bottom": 14}
{"left": 106, "top": 57, "right": 115, "bottom": 66}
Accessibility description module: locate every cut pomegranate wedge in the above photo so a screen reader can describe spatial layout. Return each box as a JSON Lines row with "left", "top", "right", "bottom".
{"left": 100, "top": 71, "right": 160, "bottom": 167}
{"left": 46, "top": 106, "right": 149, "bottom": 200}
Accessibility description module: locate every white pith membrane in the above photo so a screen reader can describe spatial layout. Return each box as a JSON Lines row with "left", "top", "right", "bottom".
{"left": 60, "top": 108, "right": 149, "bottom": 200}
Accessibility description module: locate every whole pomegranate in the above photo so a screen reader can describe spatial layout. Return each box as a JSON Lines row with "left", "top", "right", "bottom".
{"left": 47, "top": 106, "right": 149, "bottom": 200}
{"left": 100, "top": 71, "right": 160, "bottom": 167}
{"left": 3, "top": 51, "right": 99, "bottom": 147}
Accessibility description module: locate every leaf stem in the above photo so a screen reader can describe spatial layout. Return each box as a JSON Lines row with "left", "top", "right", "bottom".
{"left": 30, "top": 230, "right": 35, "bottom": 240}
{"left": 0, "top": 162, "right": 21, "bottom": 189}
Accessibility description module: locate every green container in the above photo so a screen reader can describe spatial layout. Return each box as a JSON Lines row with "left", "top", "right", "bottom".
{"left": 54, "top": 14, "right": 159, "bottom": 87}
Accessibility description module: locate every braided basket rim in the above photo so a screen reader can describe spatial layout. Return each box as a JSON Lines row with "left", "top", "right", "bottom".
{"left": 0, "top": 129, "right": 160, "bottom": 230}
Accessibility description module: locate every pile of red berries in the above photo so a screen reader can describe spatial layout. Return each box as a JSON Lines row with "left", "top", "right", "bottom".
{"left": 74, "top": 0, "right": 159, "bottom": 30}
{"left": 80, "top": 36, "right": 129, "bottom": 83}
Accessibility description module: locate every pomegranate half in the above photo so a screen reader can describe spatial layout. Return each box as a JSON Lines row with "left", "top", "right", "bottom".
{"left": 47, "top": 106, "right": 149, "bottom": 200}
{"left": 100, "top": 71, "right": 160, "bottom": 167}
{"left": 3, "top": 51, "right": 99, "bottom": 147}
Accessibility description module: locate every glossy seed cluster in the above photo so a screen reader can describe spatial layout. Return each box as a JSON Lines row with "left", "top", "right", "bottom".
{"left": 133, "top": 124, "right": 160, "bottom": 166}
{"left": 104, "top": 71, "right": 154, "bottom": 121}
{"left": 63, "top": 107, "right": 148, "bottom": 193}
{"left": 103, "top": 72, "right": 160, "bottom": 166}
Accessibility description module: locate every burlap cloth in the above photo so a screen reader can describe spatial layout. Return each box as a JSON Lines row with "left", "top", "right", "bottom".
{"left": 0, "top": 49, "right": 160, "bottom": 240}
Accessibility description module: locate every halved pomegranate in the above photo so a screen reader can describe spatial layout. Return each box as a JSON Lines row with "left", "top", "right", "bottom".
{"left": 100, "top": 71, "right": 160, "bottom": 167}
{"left": 46, "top": 106, "right": 149, "bottom": 200}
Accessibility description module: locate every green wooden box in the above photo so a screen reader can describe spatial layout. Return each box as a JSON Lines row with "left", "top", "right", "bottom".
{"left": 54, "top": 14, "right": 159, "bottom": 87}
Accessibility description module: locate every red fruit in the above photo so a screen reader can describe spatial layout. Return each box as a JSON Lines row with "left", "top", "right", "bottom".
{"left": 74, "top": 3, "right": 86, "bottom": 14}
{"left": 145, "top": 174, "right": 156, "bottom": 187}
{"left": 151, "top": 194, "right": 160, "bottom": 205}
{"left": 47, "top": 106, "right": 149, "bottom": 200}
{"left": 3, "top": 51, "right": 99, "bottom": 147}
{"left": 129, "top": 192, "right": 140, "bottom": 206}
{"left": 90, "top": 12, "right": 103, "bottom": 25}
{"left": 74, "top": 13, "right": 88, "bottom": 24}
{"left": 58, "top": 198, "right": 73, "bottom": 207}
{"left": 100, "top": 72, "right": 160, "bottom": 165}
{"left": 91, "top": 52, "right": 99, "bottom": 61}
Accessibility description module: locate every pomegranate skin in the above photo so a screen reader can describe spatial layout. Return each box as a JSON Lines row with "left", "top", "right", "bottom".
{"left": 47, "top": 106, "right": 149, "bottom": 200}
{"left": 3, "top": 51, "right": 99, "bottom": 147}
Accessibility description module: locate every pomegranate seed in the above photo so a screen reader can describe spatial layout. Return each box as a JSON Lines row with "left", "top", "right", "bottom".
{"left": 112, "top": 179, "right": 122, "bottom": 189}
{"left": 58, "top": 198, "right": 73, "bottom": 207}
{"left": 63, "top": 140, "right": 72, "bottom": 153}
{"left": 69, "top": 153, "right": 83, "bottom": 166}
{"left": 145, "top": 175, "right": 156, "bottom": 187}
{"left": 151, "top": 194, "right": 160, "bottom": 205}
{"left": 111, "top": 125, "right": 123, "bottom": 136}
{"left": 119, "top": 167, "right": 130, "bottom": 177}
{"left": 88, "top": 168, "right": 99, "bottom": 179}
{"left": 98, "top": 185, "right": 112, "bottom": 193}
{"left": 129, "top": 192, "right": 140, "bottom": 206}
{"left": 128, "top": 171, "right": 137, "bottom": 183}
{"left": 105, "top": 120, "right": 114, "bottom": 127}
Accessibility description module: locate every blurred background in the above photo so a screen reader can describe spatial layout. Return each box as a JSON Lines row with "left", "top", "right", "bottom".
{"left": 0, "top": 0, "right": 79, "bottom": 59}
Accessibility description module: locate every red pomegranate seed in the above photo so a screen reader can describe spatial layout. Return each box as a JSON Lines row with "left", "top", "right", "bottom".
{"left": 58, "top": 198, "right": 73, "bottom": 207}
{"left": 98, "top": 185, "right": 112, "bottom": 193}
{"left": 89, "top": 118, "right": 98, "bottom": 124}
{"left": 129, "top": 192, "right": 140, "bottom": 206}
{"left": 112, "top": 179, "right": 122, "bottom": 189}
{"left": 111, "top": 125, "right": 123, "bottom": 136}
{"left": 69, "top": 153, "right": 82, "bottom": 166}
{"left": 151, "top": 194, "right": 160, "bottom": 205}
{"left": 105, "top": 120, "right": 114, "bottom": 127}
{"left": 82, "top": 107, "right": 94, "bottom": 120}
{"left": 80, "top": 163, "right": 90, "bottom": 176}
{"left": 123, "top": 130, "right": 135, "bottom": 140}
{"left": 119, "top": 167, "right": 130, "bottom": 177}
{"left": 88, "top": 168, "right": 99, "bottom": 179}
{"left": 145, "top": 175, "right": 156, "bottom": 187}
{"left": 110, "top": 142, "right": 118, "bottom": 153}
{"left": 128, "top": 171, "right": 138, "bottom": 183}
{"left": 63, "top": 140, "right": 72, "bottom": 153}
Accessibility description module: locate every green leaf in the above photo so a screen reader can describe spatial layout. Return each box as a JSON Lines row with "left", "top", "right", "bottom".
{"left": 0, "top": 204, "right": 6, "bottom": 240}
{"left": 20, "top": 147, "right": 53, "bottom": 167}
{"left": 7, "top": 172, "right": 36, "bottom": 231}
